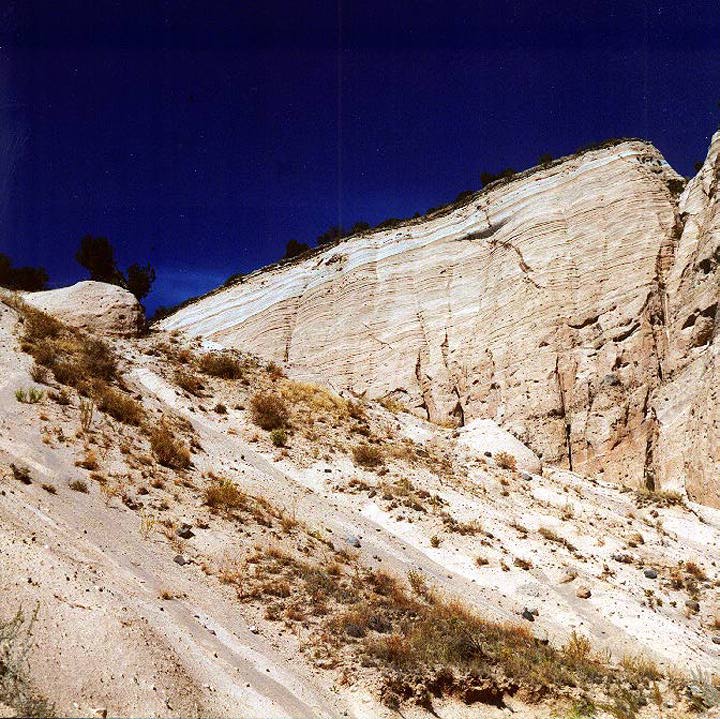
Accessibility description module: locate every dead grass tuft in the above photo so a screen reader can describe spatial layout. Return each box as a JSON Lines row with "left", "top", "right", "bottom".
{"left": 198, "top": 352, "right": 243, "bottom": 379}
{"left": 204, "top": 477, "right": 247, "bottom": 513}
{"left": 249, "top": 391, "right": 289, "bottom": 431}
{"left": 69, "top": 479, "right": 89, "bottom": 493}
{"left": 353, "top": 443, "right": 385, "bottom": 469}
{"left": 495, "top": 451, "right": 517, "bottom": 471}
{"left": 174, "top": 368, "right": 204, "bottom": 396}
{"left": 94, "top": 385, "right": 145, "bottom": 425}
{"left": 149, "top": 424, "right": 191, "bottom": 469}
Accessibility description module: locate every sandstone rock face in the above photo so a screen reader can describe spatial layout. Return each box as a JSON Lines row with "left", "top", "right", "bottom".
{"left": 650, "top": 130, "right": 720, "bottom": 505}
{"left": 161, "top": 137, "right": 720, "bottom": 504}
{"left": 22, "top": 280, "right": 144, "bottom": 336}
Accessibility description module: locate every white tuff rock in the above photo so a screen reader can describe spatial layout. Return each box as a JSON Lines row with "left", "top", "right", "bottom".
{"left": 21, "top": 280, "right": 144, "bottom": 337}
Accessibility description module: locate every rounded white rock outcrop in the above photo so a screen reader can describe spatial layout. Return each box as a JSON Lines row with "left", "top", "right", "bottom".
{"left": 20, "top": 280, "right": 144, "bottom": 336}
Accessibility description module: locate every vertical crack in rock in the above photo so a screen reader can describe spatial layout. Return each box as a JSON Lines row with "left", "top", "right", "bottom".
{"left": 451, "top": 384, "right": 465, "bottom": 427}
{"left": 282, "top": 274, "right": 314, "bottom": 365}
{"left": 555, "top": 354, "right": 573, "bottom": 472}
{"left": 415, "top": 350, "right": 431, "bottom": 420}
{"left": 642, "top": 207, "right": 685, "bottom": 485}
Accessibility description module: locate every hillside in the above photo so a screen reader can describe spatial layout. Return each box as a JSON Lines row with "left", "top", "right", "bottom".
{"left": 0, "top": 284, "right": 719, "bottom": 718}
{"left": 161, "top": 134, "right": 720, "bottom": 507}
{"left": 2, "top": 134, "right": 720, "bottom": 718}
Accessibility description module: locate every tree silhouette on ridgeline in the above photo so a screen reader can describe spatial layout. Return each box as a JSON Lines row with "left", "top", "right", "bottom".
{"left": 0, "top": 253, "right": 49, "bottom": 291}
{"left": 75, "top": 235, "right": 156, "bottom": 303}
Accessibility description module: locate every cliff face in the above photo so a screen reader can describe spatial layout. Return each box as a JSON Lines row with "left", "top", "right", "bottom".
{"left": 162, "top": 136, "right": 720, "bottom": 503}
{"left": 651, "top": 130, "right": 720, "bottom": 505}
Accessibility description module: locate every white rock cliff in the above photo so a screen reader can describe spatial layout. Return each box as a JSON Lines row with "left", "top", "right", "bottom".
{"left": 162, "top": 135, "right": 720, "bottom": 506}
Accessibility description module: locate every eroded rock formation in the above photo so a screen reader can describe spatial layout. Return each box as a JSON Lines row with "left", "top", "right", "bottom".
{"left": 20, "top": 280, "right": 144, "bottom": 336}
{"left": 162, "top": 133, "right": 720, "bottom": 504}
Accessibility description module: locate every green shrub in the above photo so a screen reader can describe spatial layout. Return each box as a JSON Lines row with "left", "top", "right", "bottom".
{"left": 15, "top": 388, "right": 43, "bottom": 404}
{"left": 270, "top": 428, "right": 287, "bottom": 447}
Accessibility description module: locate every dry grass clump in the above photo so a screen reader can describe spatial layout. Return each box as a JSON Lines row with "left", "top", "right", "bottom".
{"left": 684, "top": 560, "right": 708, "bottom": 581}
{"left": 277, "top": 380, "right": 351, "bottom": 426}
{"left": 69, "top": 479, "right": 89, "bottom": 493}
{"left": 378, "top": 395, "right": 407, "bottom": 414}
{"left": 635, "top": 488, "right": 685, "bottom": 509}
{"left": 197, "top": 352, "right": 242, "bottom": 379}
{"left": 620, "top": 654, "right": 662, "bottom": 683}
{"left": 204, "top": 477, "right": 247, "bottom": 513}
{"left": 379, "top": 477, "right": 439, "bottom": 513}
{"left": 149, "top": 424, "right": 191, "bottom": 469}
{"left": 513, "top": 556, "right": 533, "bottom": 570}
{"left": 10, "top": 464, "right": 32, "bottom": 484}
{"left": 49, "top": 336, "right": 117, "bottom": 391}
{"left": 353, "top": 443, "right": 385, "bottom": 469}
{"left": 174, "top": 368, "right": 204, "bottom": 396}
{"left": 75, "top": 449, "right": 99, "bottom": 470}
{"left": 494, "top": 451, "right": 517, "bottom": 471}
{"left": 29, "top": 362, "right": 51, "bottom": 385}
{"left": 94, "top": 385, "right": 145, "bottom": 425}
{"left": 249, "top": 391, "right": 289, "bottom": 431}
{"left": 538, "top": 526, "right": 577, "bottom": 552}
{"left": 441, "top": 514, "right": 483, "bottom": 535}
{"left": 41, "top": 483, "right": 57, "bottom": 494}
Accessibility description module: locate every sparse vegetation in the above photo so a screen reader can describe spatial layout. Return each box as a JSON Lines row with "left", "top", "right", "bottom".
{"left": 249, "top": 391, "right": 289, "bottom": 431}
{"left": 149, "top": 424, "right": 191, "bottom": 469}
{"left": 41, "top": 483, "right": 56, "bottom": 494}
{"left": 0, "top": 605, "right": 54, "bottom": 717}
{"left": 635, "top": 488, "right": 685, "bottom": 509}
{"left": 495, "top": 451, "right": 517, "bottom": 470}
{"left": 68, "top": 479, "right": 88, "bottom": 493}
{"left": 353, "top": 443, "right": 384, "bottom": 469}
{"left": 198, "top": 352, "right": 242, "bottom": 379}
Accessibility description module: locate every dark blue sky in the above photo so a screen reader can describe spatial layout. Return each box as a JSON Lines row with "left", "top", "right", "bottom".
{"left": 1, "top": 1, "right": 719, "bottom": 313}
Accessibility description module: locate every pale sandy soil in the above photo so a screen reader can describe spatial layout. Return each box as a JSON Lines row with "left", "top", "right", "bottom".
{"left": 0, "top": 300, "right": 718, "bottom": 718}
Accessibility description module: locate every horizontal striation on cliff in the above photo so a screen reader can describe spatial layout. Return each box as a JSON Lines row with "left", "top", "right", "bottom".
{"left": 162, "top": 138, "right": 718, "bottom": 498}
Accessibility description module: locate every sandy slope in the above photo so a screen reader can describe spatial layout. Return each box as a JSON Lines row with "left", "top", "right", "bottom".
{"left": 1, "top": 300, "right": 719, "bottom": 718}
